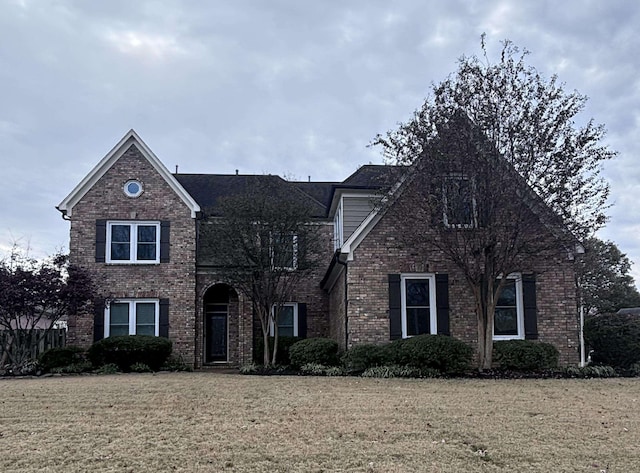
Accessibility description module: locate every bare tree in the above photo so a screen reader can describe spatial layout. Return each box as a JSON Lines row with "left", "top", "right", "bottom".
{"left": 374, "top": 38, "right": 614, "bottom": 369}
{"left": 199, "top": 177, "right": 323, "bottom": 366}
{"left": 0, "top": 247, "right": 94, "bottom": 369}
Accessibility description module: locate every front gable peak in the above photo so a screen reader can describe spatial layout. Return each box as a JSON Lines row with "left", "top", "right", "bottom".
{"left": 57, "top": 129, "right": 200, "bottom": 218}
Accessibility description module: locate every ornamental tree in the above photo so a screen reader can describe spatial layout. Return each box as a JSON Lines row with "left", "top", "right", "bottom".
{"left": 199, "top": 177, "right": 324, "bottom": 367}
{"left": 0, "top": 247, "right": 94, "bottom": 369}
{"left": 374, "top": 38, "right": 614, "bottom": 370}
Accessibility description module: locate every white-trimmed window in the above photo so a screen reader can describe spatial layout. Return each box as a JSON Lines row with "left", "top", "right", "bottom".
{"left": 270, "top": 233, "right": 298, "bottom": 270}
{"left": 443, "top": 175, "right": 476, "bottom": 227}
{"left": 105, "top": 299, "right": 159, "bottom": 337}
{"left": 333, "top": 201, "right": 343, "bottom": 250}
{"left": 270, "top": 303, "right": 299, "bottom": 337}
{"left": 401, "top": 274, "right": 437, "bottom": 337}
{"left": 493, "top": 274, "right": 525, "bottom": 340}
{"left": 107, "top": 221, "right": 160, "bottom": 263}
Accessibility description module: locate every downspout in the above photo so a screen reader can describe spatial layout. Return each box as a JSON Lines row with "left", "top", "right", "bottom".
{"left": 337, "top": 255, "right": 349, "bottom": 350}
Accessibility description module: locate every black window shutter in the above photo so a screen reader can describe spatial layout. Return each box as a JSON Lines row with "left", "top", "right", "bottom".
{"left": 160, "top": 221, "right": 170, "bottom": 263}
{"left": 297, "top": 303, "right": 307, "bottom": 338}
{"left": 159, "top": 299, "right": 170, "bottom": 338}
{"left": 96, "top": 220, "right": 107, "bottom": 263}
{"left": 388, "top": 274, "right": 402, "bottom": 340}
{"left": 435, "top": 274, "right": 450, "bottom": 336}
{"left": 522, "top": 274, "right": 538, "bottom": 340}
{"left": 93, "top": 299, "right": 105, "bottom": 342}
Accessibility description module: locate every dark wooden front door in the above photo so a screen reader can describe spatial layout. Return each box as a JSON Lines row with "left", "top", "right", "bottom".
{"left": 205, "top": 303, "right": 228, "bottom": 362}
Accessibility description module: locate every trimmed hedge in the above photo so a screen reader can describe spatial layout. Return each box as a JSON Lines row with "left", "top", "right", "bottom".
{"left": 289, "top": 338, "right": 339, "bottom": 368}
{"left": 38, "top": 346, "right": 86, "bottom": 372}
{"left": 392, "top": 334, "right": 472, "bottom": 375}
{"left": 493, "top": 340, "right": 559, "bottom": 371}
{"left": 584, "top": 313, "right": 640, "bottom": 370}
{"left": 341, "top": 344, "right": 390, "bottom": 374}
{"left": 87, "top": 335, "right": 172, "bottom": 372}
{"left": 254, "top": 336, "right": 301, "bottom": 365}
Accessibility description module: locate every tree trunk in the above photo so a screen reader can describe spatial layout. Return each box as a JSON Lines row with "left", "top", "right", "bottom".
{"left": 271, "top": 325, "right": 279, "bottom": 366}
{"left": 262, "top": 325, "right": 271, "bottom": 367}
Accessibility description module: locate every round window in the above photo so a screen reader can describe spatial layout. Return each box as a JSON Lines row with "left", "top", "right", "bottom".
{"left": 124, "top": 180, "right": 143, "bottom": 198}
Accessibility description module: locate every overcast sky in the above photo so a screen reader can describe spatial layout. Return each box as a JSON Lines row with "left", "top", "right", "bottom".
{"left": 1, "top": 1, "right": 639, "bottom": 282}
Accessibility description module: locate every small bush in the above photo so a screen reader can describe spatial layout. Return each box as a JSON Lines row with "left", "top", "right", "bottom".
{"left": 289, "top": 338, "right": 339, "bottom": 368}
{"left": 361, "top": 364, "right": 423, "bottom": 378}
{"left": 96, "top": 363, "right": 120, "bottom": 374}
{"left": 239, "top": 363, "right": 260, "bottom": 375}
{"left": 38, "top": 346, "right": 86, "bottom": 372}
{"left": 299, "top": 363, "right": 330, "bottom": 376}
{"left": 562, "top": 365, "right": 618, "bottom": 378}
{"left": 254, "top": 336, "right": 301, "bottom": 365}
{"left": 87, "top": 335, "right": 172, "bottom": 372}
{"left": 342, "top": 344, "right": 390, "bottom": 374}
{"left": 493, "top": 340, "right": 559, "bottom": 371}
{"left": 585, "top": 313, "right": 640, "bottom": 370}
{"left": 130, "top": 362, "right": 152, "bottom": 373}
{"left": 393, "top": 334, "right": 472, "bottom": 375}
{"left": 324, "top": 366, "right": 345, "bottom": 377}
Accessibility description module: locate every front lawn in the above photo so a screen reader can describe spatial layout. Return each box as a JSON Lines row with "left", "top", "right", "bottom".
{"left": 0, "top": 373, "right": 637, "bottom": 472}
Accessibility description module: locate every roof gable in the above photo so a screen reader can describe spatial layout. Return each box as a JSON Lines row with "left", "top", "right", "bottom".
{"left": 57, "top": 130, "right": 200, "bottom": 218}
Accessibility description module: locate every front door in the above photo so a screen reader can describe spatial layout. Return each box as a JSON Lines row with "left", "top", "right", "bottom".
{"left": 205, "top": 303, "right": 228, "bottom": 362}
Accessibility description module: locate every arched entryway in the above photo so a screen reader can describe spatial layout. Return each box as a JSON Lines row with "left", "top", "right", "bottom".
{"left": 203, "top": 284, "right": 237, "bottom": 363}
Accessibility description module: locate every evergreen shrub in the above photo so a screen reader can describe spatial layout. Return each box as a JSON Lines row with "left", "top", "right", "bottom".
{"left": 289, "top": 338, "right": 339, "bottom": 368}
{"left": 87, "top": 335, "right": 172, "bottom": 372}
{"left": 493, "top": 340, "right": 559, "bottom": 371}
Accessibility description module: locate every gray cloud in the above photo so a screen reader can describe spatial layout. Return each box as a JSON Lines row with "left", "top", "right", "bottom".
{"left": 2, "top": 0, "right": 640, "bottom": 284}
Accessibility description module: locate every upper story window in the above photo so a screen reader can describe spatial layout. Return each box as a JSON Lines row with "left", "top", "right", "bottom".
{"left": 333, "top": 203, "right": 343, "bottom": 251}
{"left": 107, "top": 221, "right": 160, "bottom": 264}
{"left": 494, "top": 274, "right": 525, "bottom": 340}
{"left": 123, "top": 179, "right": 143, "bottom": 198}
{"left": 270, "top": 233, "right": 298, "bottom": 270}
{"left": 400, "top": 274, "right": 437, "bottom": 337}
{"left": 443, "top": 176, "right": 476, "bottom": 228}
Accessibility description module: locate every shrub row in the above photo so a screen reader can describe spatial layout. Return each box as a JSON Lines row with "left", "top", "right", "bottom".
{"left": 286, "top": 334, "right": 473, "bottom": 376}
{"left": 584, "top": 313, "right": 640, "bottom": 370}
{"left": 280, "top": 336, "right": 560, "bottom": 376}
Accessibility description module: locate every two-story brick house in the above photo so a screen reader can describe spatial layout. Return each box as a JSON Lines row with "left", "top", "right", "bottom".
{"left": 57, "top": 129, "right": 582, "bottom": 368}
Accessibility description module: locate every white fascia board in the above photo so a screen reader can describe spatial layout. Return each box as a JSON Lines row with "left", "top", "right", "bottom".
{"left": 339, "top": 172, "right": 409, "bottom": 261}
{"left": 340, "top": 208, "right": 384, "bottom": 261}
{"left": 57, "top": 129, "right": 200, "bottom": 218}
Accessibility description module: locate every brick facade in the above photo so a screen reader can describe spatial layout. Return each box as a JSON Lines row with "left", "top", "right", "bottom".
{"left": 327, "top": 187, "right": 580, "bottom": 366}
{"left": 62, "top": 132, "right": 581, "bottom": 369}
{"left": 66, "top": 144, "right": 197, "bottom": 362}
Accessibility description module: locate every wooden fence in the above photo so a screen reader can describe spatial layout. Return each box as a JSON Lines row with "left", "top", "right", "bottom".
{"left": 0, "top": 329, "right": 67, "bottom": 365}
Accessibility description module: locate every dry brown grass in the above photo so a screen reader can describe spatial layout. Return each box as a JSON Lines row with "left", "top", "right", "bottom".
{"left": 0, "top": 373, "right": 638, "bottom": 472}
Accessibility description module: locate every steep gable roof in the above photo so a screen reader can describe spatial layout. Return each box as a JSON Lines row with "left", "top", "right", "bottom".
{"left": 57, "top": 130, "right": 200, "bottom": 218}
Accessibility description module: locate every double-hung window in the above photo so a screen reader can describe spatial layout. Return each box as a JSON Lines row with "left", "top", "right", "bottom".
{"left": 400, "top": 274, "right": 437, "bottom": 337}
{"left": 105, "top": 299, "right": 159, "bottom": 337}
{"left": 270, "top": 303, "right": 299, "bottom": 337}
{"left": 493, "top": 274, "right": 525, "bottom": 340}
{"left": 443, "top": 176, "right": 476, "bottom": 227}
{"left": 270, "top": 233, "right": 298, "bottom": 270}
{"left": 107, "top": 221, "right": 160, "bottom": 263}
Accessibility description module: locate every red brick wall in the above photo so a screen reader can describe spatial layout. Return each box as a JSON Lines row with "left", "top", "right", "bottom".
{"left": 342, "top": 199, "right": 580, "bottom": 366}
{"left": 66, "top": 144, "right": 198, "bottom": 364}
